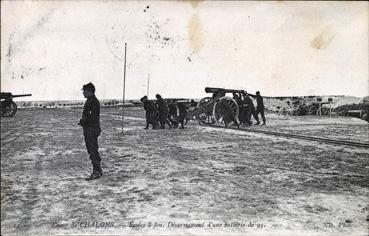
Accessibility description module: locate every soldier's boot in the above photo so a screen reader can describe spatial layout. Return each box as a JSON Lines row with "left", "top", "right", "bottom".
{"left": 97, "top": 163, "right": 103, "bottom": 176}
{"left": 85, "top": 171, "right": 101, "bottom": 180}
{"left": 143, "top": 122, "right": 149, "bottom": 129}
{"left": 91, "top": 163, "right": 103, "bottom": 177}
{"left": 255, "top": 121, "right": 260, "bottom": 125}
{"left": 85, "top": 165, "right": 100, "bottom": 180}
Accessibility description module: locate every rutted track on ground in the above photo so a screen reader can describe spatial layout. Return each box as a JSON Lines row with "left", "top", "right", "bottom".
{"left": 203, "top": 124, "right": 369, "bottom": 149}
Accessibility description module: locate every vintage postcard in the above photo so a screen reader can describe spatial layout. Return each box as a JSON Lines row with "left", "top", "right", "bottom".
{"left": 1, "top": 1, "right": 368, "bottom": 236}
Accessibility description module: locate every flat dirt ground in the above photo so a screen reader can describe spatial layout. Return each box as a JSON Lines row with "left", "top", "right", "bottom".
{"left": 1, "top": 107, "right": 368, "bottom": 236}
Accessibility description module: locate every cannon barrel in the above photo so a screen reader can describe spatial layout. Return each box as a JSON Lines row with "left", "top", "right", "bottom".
{"left": 205, "top": 87, "right": 254, "bottom": 96}
{"left": 11, "top": 94, "right": 32, "bottom": 98}
{"left": 1, "top": 93, "right": 32, "bottom": 99}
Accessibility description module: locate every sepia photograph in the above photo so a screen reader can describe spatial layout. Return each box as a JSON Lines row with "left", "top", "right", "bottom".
{"left": 1, "top": 1, "right": 368, "bottom": 236}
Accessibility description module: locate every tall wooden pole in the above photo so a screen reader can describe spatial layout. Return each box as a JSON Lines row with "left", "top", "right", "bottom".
{"left": 147, "top": 74, "right": 150, "bottom": 97}
{"left": 122, "top": 43, "right": 127, "bottom": 134}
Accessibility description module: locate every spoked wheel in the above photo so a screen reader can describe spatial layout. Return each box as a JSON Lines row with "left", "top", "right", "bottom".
{"left": 196, "top": 97, "right": 216, "bottom": 125}
{"left": 197, "top": 112, "right": 216, "bottom": 125}
{"left": 319, "top": 106, "right": 330, "bottom": 116}
{"left": 213, "top": 96, "right": 239, "bottom": 127}
{"left": 1, "top": 102, "right": 17, "bottom": 117}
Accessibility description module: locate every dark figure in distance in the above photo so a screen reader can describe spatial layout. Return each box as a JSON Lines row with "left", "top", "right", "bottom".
{"left": 78, "top": 82, "right": 102, "bottom": 180}
{"left": 177, "top": 102, "right": 188, "bottom": 129}
{"left": 156, "top": 94, "right": 172, "bottom": 129}
{"left": 242, "top": 91, "right": 259, "bottom": 126}
{"left": 184, "top": 99, "right": 197, "bottom": 125}
{"left": 233, "top": 92, "right": 245, "bottom": 125}
{"left": 168, "top": 100, "right": 179, "bottom": 128}
{"left": 250, "top": 91, "right": 266, "bottom": 125}
{"left": 141, "top": 96, "right": 158, "bottom": 129}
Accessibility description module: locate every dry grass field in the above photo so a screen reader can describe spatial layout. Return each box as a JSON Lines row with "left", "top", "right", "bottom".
{"left": 1, "top": 107, "right": 368, "bottom": 236}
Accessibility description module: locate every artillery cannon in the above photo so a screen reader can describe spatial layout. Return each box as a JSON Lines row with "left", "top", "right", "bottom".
{"left": 306, "top": 97, "right": 332, "bottom": 116}
{"left": 186, "top": 87, "right": 252, "bottom": 127}
{"left": 1, "top": 92, "right": 32, "bottom": 117}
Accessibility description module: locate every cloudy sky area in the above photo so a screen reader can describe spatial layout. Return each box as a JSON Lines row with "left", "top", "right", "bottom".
{"left": 1, "top": 1, "right": 368, "bottom": 101}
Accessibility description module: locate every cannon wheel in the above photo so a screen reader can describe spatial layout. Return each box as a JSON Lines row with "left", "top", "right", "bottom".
{"left": 213, "top": 96, "right": 239, "bottom": 126}
{"left": 196, "top": 97, "right": 216, "bottom": 125}
{"left": 319, "top": 107, "right": 330, "bottom": 116}
{"left": 308, "top": 104, "right": 330, "bottom": 116}
{"left": 1, "top": 101, "right": 17, "bottom": 117}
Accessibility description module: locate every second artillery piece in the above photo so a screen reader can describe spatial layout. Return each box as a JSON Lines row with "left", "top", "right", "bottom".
{"left": 186, "top": 87, "right": 252, "bottom": 127}
{"left": 1, "top": 92, "right": 32, "bottom": 117}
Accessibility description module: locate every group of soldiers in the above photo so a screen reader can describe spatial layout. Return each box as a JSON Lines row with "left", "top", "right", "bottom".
{"left": 232, "top": 90, "right": 266, "bottom": 127}
{"left": 141, "top": 90, "right": 267, "bottom": 130}
{"left": 140, "top": 94, "right": 188, "bottom": 130}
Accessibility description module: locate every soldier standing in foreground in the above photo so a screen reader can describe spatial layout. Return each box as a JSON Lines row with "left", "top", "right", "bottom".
{"left": 141, "top": 96, "right": 158, "bottom": 129}
{"left": 78, "top": 82, "right": 103, "bottom": 180}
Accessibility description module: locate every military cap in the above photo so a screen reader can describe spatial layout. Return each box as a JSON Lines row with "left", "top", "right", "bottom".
{"left": 82, "top": 82, "right": 96, "bottom": 93}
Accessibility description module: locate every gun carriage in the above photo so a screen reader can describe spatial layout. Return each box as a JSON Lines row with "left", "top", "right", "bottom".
{"left": 1, "top": 92, "right": 32, "bottom": 117}
{"left": 186, "top": 87, "right": 250, "bottom": 127}
{"left": 306, "top": 97, "right": 332, "bottom": 116}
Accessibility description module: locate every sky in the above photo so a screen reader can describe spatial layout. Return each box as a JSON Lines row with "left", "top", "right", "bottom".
{"left": 1, "top": 1, "right": 368, "bottom": 101}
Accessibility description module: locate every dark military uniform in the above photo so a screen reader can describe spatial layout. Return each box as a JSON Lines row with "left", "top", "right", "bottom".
{"left": 156, "top": 97, "right": 171, "bottom": 129}
{"left": 243, "top": 94, "right": 259, "bottom": 125}
{"left": 79, "top": 94, "right": 102, "bottom": 175}
{"left": 143, "top": 99, "right": 158, "bottom": 129}
{"left": 177, "top": 102, "right": 188, "bottom": 129}
{"left": 168, "top": 102, "right": 178, "bottom": 127}
{"left": 250, "top": 93, "right": 266, "bottom": 125}
{"left": 255, "top": 94, "right": 266, "bottom": 125}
